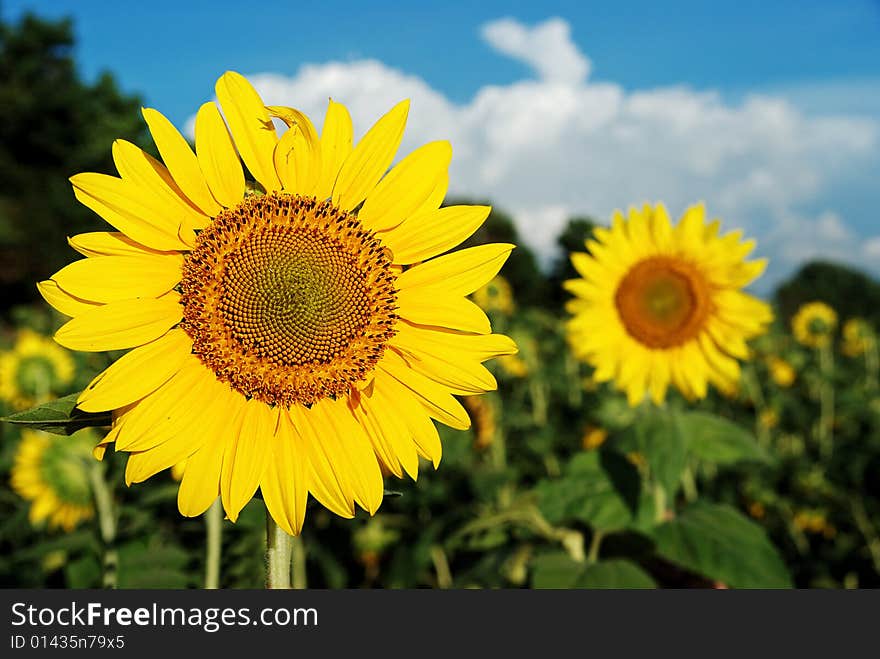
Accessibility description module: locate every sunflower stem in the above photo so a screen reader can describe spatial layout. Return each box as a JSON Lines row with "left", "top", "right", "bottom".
{"left": 430, "top": 545, "right": 453, "bottom": 589}
{"left": 87, "top": 461, "right": 117, "bottom": 589}
{"left": 850, "top": 496, "right": 880, "bottom": 575}
{"left": 865, "top": 333, "right": 879, "bottom": 391}
{"left": 653, "top": 483, "right": 667, "bottom": 524}
{"left": 742, "top": 365, "right": 769, "bottom": 447}
{"left": 291, "top": 533, "right": 307, "bottom": 589}
{"left": 528, "top": 378, "right": 548, "bottom": 425}
{"left": 681, "top": 464, "right": 698, "bottom": 503}
{"left": 586, "top": 530, "right": 604, "bottom": 564}
{"left": 265, "top": 512, "right": 292, "bottom": 589}
{"left": 564, "top": 352, "right": 582, "bottom": 407}
{"left": 817, "top": 343, "right": 835, "bottom": 462}
{"left": 204, "top": 498, "right": 222, "bottom": 589}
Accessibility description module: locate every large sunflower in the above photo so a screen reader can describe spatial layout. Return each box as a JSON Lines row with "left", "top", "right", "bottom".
{"left": 11, "top": 430, "right": 95, "bottom": 532}
{"left": 564, "top": 202, "right": 772, "bottom": 405}
{"left": 40, "top": 71, "right": 516, "bottom": 535}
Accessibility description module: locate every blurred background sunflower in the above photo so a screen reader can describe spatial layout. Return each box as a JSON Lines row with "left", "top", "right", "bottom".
{"left": 10, "top": 429, "right": 96, "bottom": 532}
{"left": 792, "top": 302, "right": 838, "bottom": 349}
{"left": 0, "top": 328, "right": 74, "bottom": 408}
{"left": 564, "top": 202, "right": 772, "bottom": 405}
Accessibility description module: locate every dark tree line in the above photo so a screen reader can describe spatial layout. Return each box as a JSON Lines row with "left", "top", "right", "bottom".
{"left": 0, "top": 12, "right": 146, "bottom": 308}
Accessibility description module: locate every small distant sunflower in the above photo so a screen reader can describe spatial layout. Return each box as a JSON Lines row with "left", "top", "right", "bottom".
{"left": 10, "top": 430, "right": 95, "bottom": 532}
{"left": 564, "top": 202, "right": 772, "bottom": 405}
{"left": 758, "top": 408, "right": 779, "bottom": 430}
{"left": 473, "top": 276, "right": 515, "bottom": 316}
{"left": 40, "top": 71, "right": 516, "bottom": 535}
{"left": 792, "top": 302, "right": 837, "bottom": 349}
{"left": 581, "top": 425, "right": 608, "bottom": 450}
{"left": 0, "top": 329, "right": 75, "bottom": 408}
{"left": 463, "top": 394, "right": 497, "bottom": 449}
{"left": 841, "top": 318, "right": 874, "bottom": 357}
{"left": 766, "top": 356, "right": 796, "bottom": 388}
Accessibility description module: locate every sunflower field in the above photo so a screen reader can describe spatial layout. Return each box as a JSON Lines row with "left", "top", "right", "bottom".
{"left": 1, "top": 12, "right": 878, "bottom": 591}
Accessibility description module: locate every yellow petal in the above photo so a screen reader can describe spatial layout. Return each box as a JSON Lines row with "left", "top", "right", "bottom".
{"left": 394, "top": 322, "right": 518, "bottom": 362}
{"left": 356, "top": 381, "right": 420, "bottom": 480}
{"left": 271, "top": 109, "right": 322, "bottom": 196}
{"left": 178, "top": 390, "right": 244, "bottom": 517}
{"left": 298, "top": 398, "right": 384, "bottom": 516}
{"left": 332, "top": 99, "right": 409, "bottom": 211}
{"left": 215, "top": 71, "right": 280, "bottom": 192}
{"left": 290, "top": 403, "right": 355, "bottom": 519}
{"left": 358, "top": 141, "right": 452, "bottom": 232}
{"left": 111, "top": 139, "right": 208, "bottom": 233}
{"left": 397, "top": 290, "right": 491, "bottom": 334}
{"left": 142, "top": 107, "right": 222, "bottom": 216}
{"left": 317, "top": 99, "right": 353, "bottom": 199}
{"left": 123, "top": 375, "right": 227, "bottom": 485}
{"left": 51, "top": 253, "right": 182, "bottom": 304}
{"left": 260, "top": 408, "right": 309, "bottom": 536}
{"left": 321, "top": 398, "right": 384, "bottom": 514}
{"left": 67, "top": 231, "right": 176, "bottom": 258}
{"left": 112, "top": 359, "right": 209, "bottom": 451}
{"left": 77, "top": 328, "right": 192, "bottom": 412}
{"left": 221, "top": 397, "right": 275, "bottom": 522}
{"left": 195, "top": 102, "right": 246, "bottom": 208}
{"left": 375, "top": 371, "right": 443, "bottom": 467}
{"left": 37, "top": 280, "right": 100, "bottom": 317}
{"left": 389, "top": 338, "right": 497, "bottom": 395}
{"left": 70, "top": 173, "right": 190, "bottom": 251}
{"left": 396, "top": 243, "right": 515, "bottom": 295}
{"left": 381, "top": 205, "right": 490, "bottom": 265}
{"left": 54, "top": 295, "right": 182, "bottom": 351}
{"left": 352, "top": 394, "right": 404, "bottom": 479}
{"left": 377, "top": 350, "right": 470, "bottom": 430}
{"left": 179, "top": 455, "right": 222, "bottom": 517}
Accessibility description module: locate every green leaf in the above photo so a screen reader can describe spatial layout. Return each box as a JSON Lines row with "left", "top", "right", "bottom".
{"left": 536, "top": 450, "right": 641, "bottom": 532}
{"left": 1, "top": 393, "right": 111, "bottom": 436}
{"left": 616, "top": 410, "right": 687, "bottom": 498}
{"left": 532, "top": 553, "right": 656, "bottom": 589}
{"left": 65, "top": 554, "right": 102, "bottom": 589}
{"left": 117, "top": 540, "right": 192, "bottom": 589}
{"left": 650, "top": 502, "right": 792, "bottom": 588}
{"left": 677, "top": 411, "right": 771, "bottom": 466}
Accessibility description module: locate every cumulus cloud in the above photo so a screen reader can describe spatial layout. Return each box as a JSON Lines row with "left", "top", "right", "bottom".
{"left": 480, "top": 16, "right": 591, "bottom": 84}
{"left": 188, "top": 17, "right": 880, "bottom": 288}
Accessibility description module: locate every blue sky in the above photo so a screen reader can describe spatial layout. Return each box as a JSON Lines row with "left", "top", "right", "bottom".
{"left": 4, "top": 0, "right": 880, "bottom": 288}
{"left": 5, "top": 0, "right": 879, "bottom": 124}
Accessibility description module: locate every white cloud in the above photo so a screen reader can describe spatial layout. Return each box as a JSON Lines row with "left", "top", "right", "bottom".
{"left": 864, "top": 237, "right": 880, "bottom": 259}
{"left": 480, "top": 17, "right": 591, "bottom": 84}
{"left": 187, "top": 17, "right": 880, "bottom": 288}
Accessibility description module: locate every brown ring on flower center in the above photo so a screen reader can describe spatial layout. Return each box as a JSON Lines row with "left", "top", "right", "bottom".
{"left": 180, "top": 193, "right": 398, "bottom": 406}
{"left": 614, "top": 256, "right": 712, "bottom": 349}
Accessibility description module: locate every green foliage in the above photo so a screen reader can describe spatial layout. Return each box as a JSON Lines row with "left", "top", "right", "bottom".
{"left": 532, "top": 554, "right": 655, "bottom": 588}
{"left": 650, "top": 503, "right": 792, "bottom": 588}
{"left": 678, "top": 411, "right": 770, "bottom": 466}
{"left": 2, "top": 392, "right": 111, "bottom": 435}
{"left": 537, "top": 451, "right": 640, "bottom": 532}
